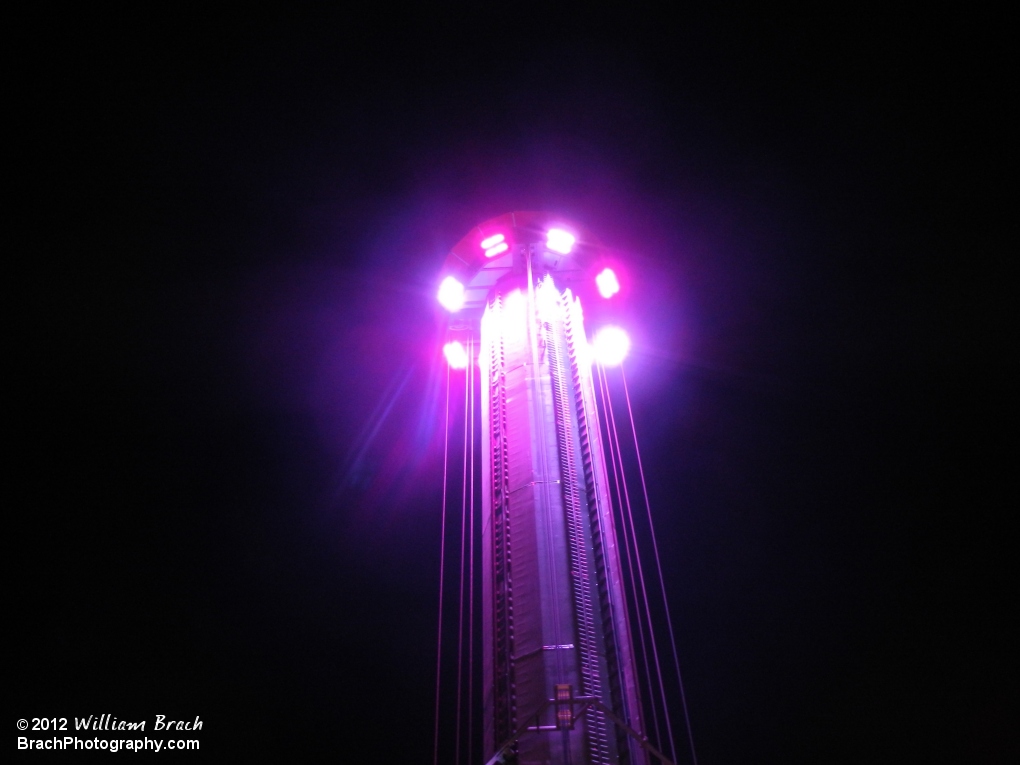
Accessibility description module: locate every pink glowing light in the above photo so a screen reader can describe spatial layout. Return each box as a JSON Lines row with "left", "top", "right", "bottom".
{"left": 484, "top": 241, "right": 509, "bottom": 258}
{"left": 443, "top": 341, "right": 469, "bottom": 369}
{"left": 480, "top": 234, "right": 505, "bottom": 250}
{"left": 546, "top": 228, "right": 575, "bottom": 255}
{"left": 595, "top": 267, "right": 620, "bottom": 298}
{"left": 593, "top": 326, "right": 630, "bottom": 366}
{"left": 437, "top": 276, "right": 465, "bottom": 312}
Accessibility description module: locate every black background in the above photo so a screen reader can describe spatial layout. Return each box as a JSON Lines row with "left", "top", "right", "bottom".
{"left": 14, "top": 5, "right": 1012, "bottom": 763}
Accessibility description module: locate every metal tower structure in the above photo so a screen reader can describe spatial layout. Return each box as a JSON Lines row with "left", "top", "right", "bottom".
{"left": 437, "top": 212, "right": 664, "bottom": 765}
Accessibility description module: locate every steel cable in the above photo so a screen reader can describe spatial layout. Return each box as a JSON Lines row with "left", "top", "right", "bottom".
{"left": 621, "top": 366, "right": 697, "bottom": 765}
{"left": 467, "top": 342, "right": 476, "bottom": 765}
{"left": 433, "top": 363, "right": 451, "bottom": 765}
{"left": 455, "top": 355, "right": 470, "bottom": 765}
{"left": 601, "top": 361, "right": 678, "bottom": 765}
{"left": 595, "top": 360, "right": 663, "bottom": 752}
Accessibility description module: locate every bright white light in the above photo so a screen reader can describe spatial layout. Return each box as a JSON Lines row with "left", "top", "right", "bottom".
{"left": 443, "top": 341, "right": 469, "bottom": 369}
{"left": 536, "top": 274, "right": 561, "bottom": 316}
{"left": 546, "top": 228, "right": 575, "bottom": 255}
{"left": 437, "top": 276, "right": 466, "bottom": 312}
{"left": 593, "top": 326, "right": 630, "bottom": 367}
{"left": 484, "top": 241, "right": 509, "bottom": 258}
{"left": 480, "top": 234, "right": 505, "bottom": 250}
{"left": 595, "top": 267, "right": 620, "bottom": 298}
{"left": 500, "top": 288, "right": 527, "bottom": 345}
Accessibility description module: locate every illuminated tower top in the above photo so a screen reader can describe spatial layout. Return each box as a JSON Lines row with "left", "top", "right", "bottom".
{"left": 436, "top": 213, "right": 661, "bottom": 765}
{"left": 437, "top": 211, "right": 619, "bottom": 324}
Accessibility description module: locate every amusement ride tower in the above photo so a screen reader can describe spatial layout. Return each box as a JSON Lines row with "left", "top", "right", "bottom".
{"left": 436, "top": 212, "right": 672, "bottom": 765}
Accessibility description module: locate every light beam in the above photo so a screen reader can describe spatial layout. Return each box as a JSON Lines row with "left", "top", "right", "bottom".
{"left": 595, "top": 267, "right": 620, "bottom": 298}
{"left": 443, "top": 341, "right": 469, "bottom": 369}
{"left": 546, "top": 228, "right": 576, "bottom": 255}
{"left": 438, "top": 276, "right": 466, "bottom": 312}
{"left": 593, "top": 326, "right": 630, "bottom": 366}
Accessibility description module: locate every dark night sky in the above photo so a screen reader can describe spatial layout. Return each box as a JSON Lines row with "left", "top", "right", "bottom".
{"left": 14, "top": 5, "right": 1012, "bottom": 763}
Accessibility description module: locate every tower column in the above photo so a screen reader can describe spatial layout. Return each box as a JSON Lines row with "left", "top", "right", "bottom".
{"left": 480, "top": 270, "right": 646, "bottom": 765}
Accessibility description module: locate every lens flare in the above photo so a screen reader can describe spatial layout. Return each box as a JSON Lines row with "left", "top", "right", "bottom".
{"left": 443, "top": 341, "right": 469, "bottom": 369}
{"left": 592, "top": 326, "right": 630, "bottom": 366}
{"left": 595, "top": 267, "right": 620, "bottom": 298}
{"left": 437, "top": 276, "right": 465, "bottom": 312}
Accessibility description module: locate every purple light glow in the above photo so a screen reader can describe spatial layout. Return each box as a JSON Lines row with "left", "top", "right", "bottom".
{"left": 484, "top": 241, "right": 509, "bottom": 258}
{"left": 546, "top": 228, "right": 575, "bottom": 255}
{"left": 443, "top": 341, "right": 469, "bottom": 369}
{"left": 480, "top": 234, "right": 505, "bottom": 250}
{"left": 592, "top": 326, "right": 630, "bottom": 366}
{"left": 595, "top": 267, "right": 620, "bottom": 298}
{"left": 437, "top": 276, "right": 465, "bottom": 312}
